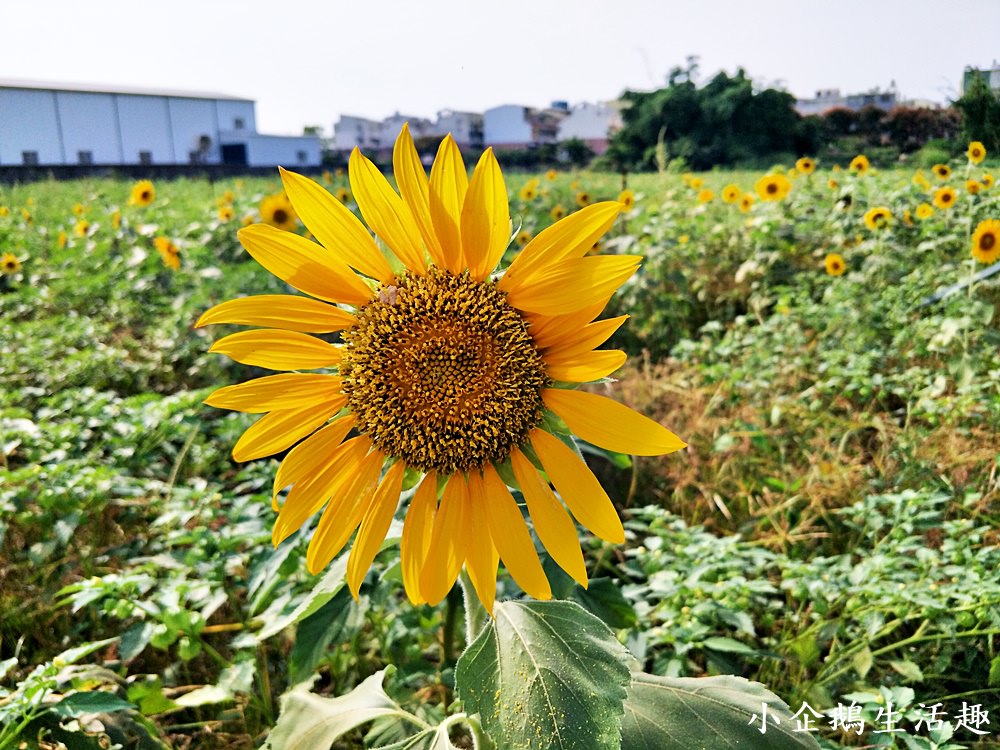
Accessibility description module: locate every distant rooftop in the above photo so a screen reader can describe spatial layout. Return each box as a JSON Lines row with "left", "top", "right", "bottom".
{"left": 0, "top": 78, "right": 252, "bottom": 102}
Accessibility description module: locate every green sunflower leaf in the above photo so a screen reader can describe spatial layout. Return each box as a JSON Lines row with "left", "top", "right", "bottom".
{"left": 621, "top": 672, "right": 822, "bottom": 750}
{"left": 456, "top": 599, "right": 631, "bottom": 750}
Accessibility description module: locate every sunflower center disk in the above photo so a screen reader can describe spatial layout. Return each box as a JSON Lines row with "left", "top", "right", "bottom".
{"left": 342, "top": 267, "right": 549, "bottom": 475}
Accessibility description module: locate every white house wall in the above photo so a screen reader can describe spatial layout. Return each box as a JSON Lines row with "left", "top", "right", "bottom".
{"left": 244, "top": 135, "right": 320, "bottom": 167}
{"left": 117, "top": 95, "right": 174, "bottom": 164}
{"left": 216, "top": 99, "right": 256, "bottom": 133}
{"left": 167, "top": 98, "right": 220, "bottom": 164}
{"left": 0, "top": 88, "right": 63, "bottom": 165}
{"left": 57, "top": 92, "right": 121, "bottom": 164}
{"left": 484, "top": 105, "right": 532, "bottom": 147}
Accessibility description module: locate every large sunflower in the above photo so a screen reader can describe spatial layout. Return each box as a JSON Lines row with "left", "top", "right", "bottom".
{"left": 199, "top": 125, "right": 685, "bottom": 611}
{"left": 968, "top": 141, "right": 986, "bottom": 165}
{"left": 971, "top": 219, "right": 1000, "bottom": 264}
{"left": 933, "top": 186, "right": 957, "bottom": 210}
{"left": 754, "top": 173, "right": 791, "bottom": 201}
{"left": 129, "top": 180, "right": 155, "bottom": 207}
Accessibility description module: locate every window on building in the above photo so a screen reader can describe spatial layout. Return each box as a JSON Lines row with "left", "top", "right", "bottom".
{"left": 78, "top": 151, "right": 93, "bottom": 165}
{"left": 234, "top": 117, "right": 245, "bottom": 130}
{"left": 138, "top": 151, "right": 153, "bottom": 165}
{"left": 296, "top": 150, "right": 308, "bottom": 163}
{"left": 22, "top": 151, "right": 39, "bottom": 166}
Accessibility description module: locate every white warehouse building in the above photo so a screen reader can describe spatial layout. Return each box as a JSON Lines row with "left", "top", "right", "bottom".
{"left": 0, "top": 79, "right": 320, "bottom": 168}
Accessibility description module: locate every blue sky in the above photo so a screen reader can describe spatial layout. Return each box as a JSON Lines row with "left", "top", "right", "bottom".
{"left": 3, "top": 0, "right": 997, "bottom": 135}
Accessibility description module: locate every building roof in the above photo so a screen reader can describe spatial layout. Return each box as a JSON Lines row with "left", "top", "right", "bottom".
{"left": 0, "top": 78, "right": 252, "bottom": 102}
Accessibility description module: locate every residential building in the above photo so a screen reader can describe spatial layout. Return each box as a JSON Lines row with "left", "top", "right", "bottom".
{"left": 0, "top": 79, "right": 320, "bottom": 168}
{"left": 794, "top": 86, "right": 899, "bottom": 116}
{"left": 484, "top": 103, "right": 569, "bottom": 150}
{"left": 331, "top": 115, "right": 381, "bottom": 153}
{"left": 432, "top": 110, "right": 483, "bottom": 150}
{"left": 963, "top": 64, "right": 1000, "bottom": 93}
{"left": 556, "top": 101, "right": 622, "bottom": 155}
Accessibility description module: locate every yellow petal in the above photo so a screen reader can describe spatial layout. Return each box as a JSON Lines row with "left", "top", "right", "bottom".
{"left": 544, "top": 349, "right": 627, "bottom": 382}
{"left": 538, "top": 315, "right": 628, "bottom": 357}
{"left": 401, "top": 472, "right": 438, "bottom": 605}
{"left": 461, "top": 148, "right": 510, "bottom": 281}
{"left": 542, "top": 388, "right": 687, "bottom": 456}
{"left": 429, "top": 135, "right": 468, "bottom": 273}
{"left": 481, "top": 465, "right": 551, "bottom": 600}
{"left": 527, "top": 299, "right": 611, "bottom": 350}
{"left": 272, "top": 414, "right": 356, "bottom": 508}
{"left": 204, "top": 373, "right": 342, "bottom": 413}
{"left": 272, "top": 435, "right": 370, "bottom": 544}
{"left": 499, "top": 202, "right": 622, "bottom": 293}
{"left": 347, "top": 461, "right": 405, "bottom": 597}
{"left": 530, "top": 429, "right": 624, "bottom": 543}
{"left": 209, "top": 329, "right": 342, "bottom": 370}
{"left": 278, "top": 168, "right": 394, "bottom": 282}
{"left": 349, "top": 147, "right": 426, "bottom": 272}
{"left": 464, "top": 471, "right": 499, "bottom": 614}
{"left": 237, "top": 224, "right": 374, "bottom": 305}
{"left": 419, "top": 473, "right": 469, "bottom": 605}
{"left": 305, "top": 448, "right": 385, "bottom": 573}
{"left": 510, "top": 448, "right": 588, "bottom": 587}
{"left": 506, "top": 256, "right": 641, "bottom": 316}
{"left": 393, "top": 124, "right": 447, "bottom": 269}
{"left": 232, "top": 396, "right": 345, "bottom": 463}
{"left": 195, "top": 295, "right": 357, "bottom": 333}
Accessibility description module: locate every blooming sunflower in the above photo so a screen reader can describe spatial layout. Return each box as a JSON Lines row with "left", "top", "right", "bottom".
{"left": 968, "top": 141, "right": 986, "bottom": 165}
{"left": 696, "top": 188, "right": 714, "bottom": 204}
{"left": 518, "top": 183, "right": 538, "bottom": 202}
{"left": 932, "top": 164, "right": 951, "bottom": 180}
{"left": 576, "top": 191, "right": 591, "bottom": 207}
{"left": 218, "top": 206, "right": 235, "bottom": 222}
{"left": 1, "top": 252, "right": 21, "bottom": 275}
{"left": 73, "top": 219, "right": 90, "bottom": 237}
{"left": 738, "top": 193, "right": 755, "bottom": 213}
{"left": 863, "top": 206, "right": 892, "bottom": 230}
{"left": 971, "top": 219, "right": 1000, "bottom": 264}
{"left": 260, "top": 193, "right": 298, "bottom": 231}
{"left": 933, "top": 186, "right": 957, "bottom": 209}
{"left": 755, "top": 173, "right": 792, "bottom": 201}
{"left": 154, "top": 237, "right": 181, "bottom": 270}
{"left": 915, "top": 202, "right": 934, "bottom": 220}
{"left": 550, "top": 205, "right": 567, "bottom": 221}
{"left": 825, "top": 253, "right": 846, "bottom": 276}
{"left": 0, "top": 206, "right": 9, "bottom": 217}
{"left": 545, "top": 169, "right": 558, "bottom": 181}
{"left": 57, "top": 231, "right": 68, "bottom": 249}
{"left": 335, "top": 188, "right": 351, "bottom": 204}
{"left": 849, "top": 155, "right": 869, "bottom": 173}
{"left": 688, "top": 176, "right": 704, "bottom": 190}
{"left": 795, "top": 157, "right": 816, "bottom": 175}
{"left": 981, "top": 174, "right": 995, "bottom": 189}
{"left": 912, "top": 171, "right": 931, "bottom": 190}
{"left": 966, "top": 179, "right": 982, "bottom": 195}
{"left": 129, "top": 180, "right": 155, "bottom": 207}
{"left": 721, "top": 184, "right": 741, "bottom": 204}
{"left": 827, "top": 179, "right": 838, "bottom": 190}
{"left": 617, "top": 189, "right": 635, "bottom": 210}
{"left": 112, "top": 210, "right": 122, "bottom": 230}
{"left": 198, "top": 125, "right": 686, "bottom": 611}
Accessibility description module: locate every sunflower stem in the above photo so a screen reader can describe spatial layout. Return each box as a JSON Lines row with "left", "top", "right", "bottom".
{"left": 458, "top": 569, "right": 489, "bottom": 646}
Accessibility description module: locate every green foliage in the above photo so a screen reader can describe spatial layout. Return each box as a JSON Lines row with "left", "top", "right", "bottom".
{"left": 956, "top": 72, "right": 1000, "bottom": 153}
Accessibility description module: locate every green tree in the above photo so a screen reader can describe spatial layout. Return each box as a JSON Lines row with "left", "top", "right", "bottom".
{"left": 955, "top": 71, "right": 1000, "bottom": 152}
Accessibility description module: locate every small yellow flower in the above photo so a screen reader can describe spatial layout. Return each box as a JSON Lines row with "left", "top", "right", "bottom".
{"left": 738, "top": 193, "right": 755, "bottom": 213}
{"left": 828, "top": 178, "right": 839, "bottom": 190}
{"left": 72, "top": 202, "right": 86, "bottom": 217}
{"left": 915, "top": 202, "right": 934, "bottom": 220}
{"left": 322, "top": 170, "right": 333, "bottom": 184}
{"left": 570, "top": 179, "right": 580, "bottom": 190}
{"left": 516, "top": 229, "right": 533, "bottom": 246}
{"left": 129, "top": 180, "right": 155, "bottom": 206}
{"left": 112, "top": 210, "right": 122, "bottom": 230}
{"left": 545, "top": 169, "right": 558, "bottom": 181}
{"left": 966, "top": 179, "right": 982, "bottom": 195}
{"left": 576, "top": 191, "right": 592, "bottom": 207}
{"left": 260, "top": 193, "right": 298, "bottom": 230}
{"left": 154, "top": 236, "right": 181, "bottom": 270}
{"left": 242, "top": 214, "right": 255, "bottom": 227}
{"left": 912, "top": 171, "right": 931, "bottom": 190}
{"left": 982, "top": 174, "right": 995, "bottom": 189}
{"left": 721, "top": 184, "right": 741, "bottom": 203}
{"left": 21, "top": 208, "right": 32, "bottom": 224}
{"left": 335, "top": 167, "right": 345, "bottom": 178}
{"left": 795, "top": 157, "right": 816, "bottom": 175}
{"left": 971, "top": 219, "right": 1000, "bottom": 263}
{"left": 0, "top": 206, "right": 9, "bottom": 217}
{"left": 933, "top": 186, "right": 957, "bottom": 209}
{"left": 849, "top": 155, "right": 869, "bottom": 173}
{"left": 755, "top": 173, "right": 792, "bottom": 201}
{"left": 678, "top": 234, "right": 690, "bottom": 244}
{"left": 832, "top": 164, "right": 842, "bottom": 173}
{"left": 617, "top": 189, "right": 635, "bottom": 210}
{"left": 73, "top": 219, "right": 90, "bottom": 237}
{"left": 688, "top": 176, "right": 704, "bottom": 190}
{"left": 57, "top": 230, "right": 68, "bottom": 248}
{"left": 681, "top": 172, "right": 693, "bottom": 185}
{"left": 903, "top": 209, "right": 913, "bottom": 226}
{"left": 932, "top": 163, "right": 951, "bottom": 180}
{"left": 967, "top": 141, "right": 986, "bottom": 165}
{"left": 2, "top": 252, "right": 22, "bottom": 274}
{"left": 697, "top": 188, "right": 714, "bottom": 203}
{"left": 220, "top": 190, "right": 235, "bottom": 205}
{"left": 519, "top": 184, "right": 537, "bottom": 201}
{"left": 863, "top": 207, "right": 892, "bottom": 230}
{"left": 550, "top": 205, "right": 566, "bottom": 221}
{"left": 218, "top": 205, "right": 235, "bottom": 222}
{"left": 335, "top": 188, "right": 351, "bottom": 204}
{"left": 825, "top": 253, "right": 846, "bottom": 276}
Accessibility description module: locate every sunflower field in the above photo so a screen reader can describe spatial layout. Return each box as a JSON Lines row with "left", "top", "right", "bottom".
{"left": 1, "top": 142, "right": 999, "bottom": 750}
